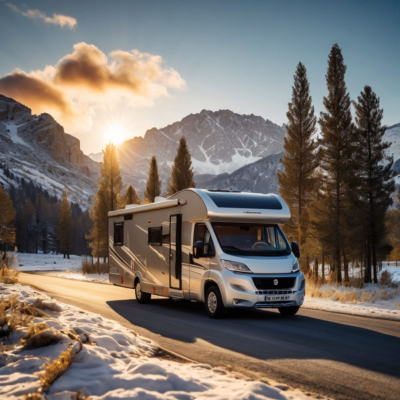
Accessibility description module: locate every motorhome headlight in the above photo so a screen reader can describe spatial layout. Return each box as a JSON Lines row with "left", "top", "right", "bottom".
{"left": 220, "top": 260, "right": 252, "bottom": 273}
{"left": 292, "top": 260, "right": 300, "bottom": 273}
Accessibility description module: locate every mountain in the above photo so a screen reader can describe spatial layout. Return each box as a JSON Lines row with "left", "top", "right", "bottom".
{"left": 386, "top": 123, "right": 400, "bottom": 174}
{"left": 93, "top": 109, "right": 286, "bottom": 196}
{"left": 0, "top": 95, "right": 100, "bottom": 208}
{"left": 196, "top": 152, "right": 282, "bottom": 193}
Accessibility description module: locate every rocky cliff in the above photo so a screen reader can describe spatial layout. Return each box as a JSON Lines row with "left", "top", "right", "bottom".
{"left": 0, "top": 95, "right": 99, "bottom": 207}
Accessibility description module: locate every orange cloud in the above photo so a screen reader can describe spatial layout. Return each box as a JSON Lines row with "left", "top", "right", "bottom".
{"left": 3, "top": 2, "right": 77, "bottom": 28}
{"left": 0, "top": 69, "right": 74, "bottom": 116}
{"left": 54, "top": 43, "right": 185, "bottom": 96}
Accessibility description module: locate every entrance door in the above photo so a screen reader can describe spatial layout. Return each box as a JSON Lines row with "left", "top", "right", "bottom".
{"left": 169, "top": 214, "right": 182, "bottom": 289}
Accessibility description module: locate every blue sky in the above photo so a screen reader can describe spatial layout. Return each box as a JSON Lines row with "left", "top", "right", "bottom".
{"left": 0, "top": 0, "right": 399, "bottom": 153}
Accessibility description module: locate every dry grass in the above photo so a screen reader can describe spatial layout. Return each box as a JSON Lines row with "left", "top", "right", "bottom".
{"left": 0, "top": 295, "right": 41, "bottom": 338}
{"left": 81, "top": 257, "right": 108, "bottom": 274}
{"left": 40, "top": 342, "right": 82, "bottom": 389}
{"left": 0, "top": 265, "right": 20, "bottom": 284}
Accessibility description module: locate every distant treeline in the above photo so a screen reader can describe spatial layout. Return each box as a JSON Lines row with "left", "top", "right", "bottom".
{"left": 0, "top": 163, "right": 92, "bottom": 256}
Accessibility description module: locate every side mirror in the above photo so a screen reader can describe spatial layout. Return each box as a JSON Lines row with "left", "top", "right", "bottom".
{"left": 193, "top": 241, "right": 204, "bottom": 259}
{"left": 291, "top": 241, "right": 300, "bottom": 258}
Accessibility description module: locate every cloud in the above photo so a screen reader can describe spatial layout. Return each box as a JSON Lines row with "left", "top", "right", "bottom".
{"left": 0, "top": 43, "right": 185, "bottom": 132}
{"left": 53, "top": 43, "right": 186, "bottom": 96}
{"left": 0, "top": 69, "right": 74, "bottom": 116}
{"left": 3, "top": 2, "right": 77, "bottom": 28}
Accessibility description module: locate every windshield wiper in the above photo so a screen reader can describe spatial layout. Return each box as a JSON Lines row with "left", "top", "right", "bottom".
{"left": 221, "top": 245, "right": 249, "bottom": 255}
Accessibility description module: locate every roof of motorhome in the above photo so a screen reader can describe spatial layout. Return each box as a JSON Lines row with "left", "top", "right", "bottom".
{"left": 108, "top": 189, "right": 291, "bottom": 223}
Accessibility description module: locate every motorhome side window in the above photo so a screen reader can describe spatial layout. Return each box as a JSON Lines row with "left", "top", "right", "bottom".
{"left": 194, "top": 224, "right": 214, "bottom": 256}
{"left": 114, "top": 222, "right": 124, "bottom": 246}
{"left": 148, "top": 227, "right": 163, "bottom": 246}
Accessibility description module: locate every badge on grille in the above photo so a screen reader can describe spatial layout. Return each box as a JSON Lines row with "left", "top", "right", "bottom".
{"left": 273, "top": 279, "right": 278, "bottom": 286}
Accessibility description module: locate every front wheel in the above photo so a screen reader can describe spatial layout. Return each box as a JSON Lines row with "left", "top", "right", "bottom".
{"left": 135, "top": 280, "right": 151, "bottom": 304}
{"left": 205, "top": 285, "right": 227, "bottom": 319}
{"left": 278, "top": 306, "right": 300, "bottom": 316}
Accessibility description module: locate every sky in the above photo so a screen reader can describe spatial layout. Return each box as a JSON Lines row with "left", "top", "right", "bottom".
{"left": 0, "top": 0, "right": 399, "bottom": 154}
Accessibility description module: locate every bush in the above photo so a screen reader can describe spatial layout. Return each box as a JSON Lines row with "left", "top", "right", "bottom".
{"left": 81, "top": 257, "right": 108, "bottom": 274}
{"left": 0, "top": 253, "right": 19, "bottom": 284}
{"left": 380, "top": 270, "right": 393, "bottom": 286}
{"left": 348, "top": 277, "right": 364, "bottom": 289}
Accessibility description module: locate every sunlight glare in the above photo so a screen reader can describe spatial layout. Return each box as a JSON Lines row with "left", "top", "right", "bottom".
{"left": 104, "top": 124, "right": 126, "bottom": 145}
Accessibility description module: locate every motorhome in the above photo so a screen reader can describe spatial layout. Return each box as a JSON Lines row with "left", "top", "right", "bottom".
{"left": 108, "top": 189, "right": 305, "bottom": 318}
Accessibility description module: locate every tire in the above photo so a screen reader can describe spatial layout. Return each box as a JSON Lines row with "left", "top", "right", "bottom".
{"left": 278, "top": 306, "right": 300, "bottom": 316}
{"left": 135, "top": 280, "right": 151, "bottom": 304}
{"left": 205, "top": 285, "right": 227, "bottom": 319}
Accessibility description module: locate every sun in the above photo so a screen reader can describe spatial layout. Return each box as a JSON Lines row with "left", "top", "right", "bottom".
{"left": 104, "top": 124, "right": 126, "bottom": 145}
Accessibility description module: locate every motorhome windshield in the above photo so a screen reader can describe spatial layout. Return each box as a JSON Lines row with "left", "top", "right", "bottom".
{"left": 211, "top": 223, "right": 291, "bottom": 257}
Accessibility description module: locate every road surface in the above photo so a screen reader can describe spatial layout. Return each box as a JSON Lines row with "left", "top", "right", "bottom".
{"left": 18, "top": 273, "right": 400, "bottom": 400}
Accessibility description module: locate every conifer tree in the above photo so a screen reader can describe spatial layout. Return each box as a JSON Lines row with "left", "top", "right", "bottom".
{"left": 277, "top": 62, "right": 318, "bottom": 272}
{"left": 353, "top": 86, "right": 395, "bottom": 282}
{"left": 87, "top": 144, "right": 123, "bottom": 262}
{"left": 387, "top": 190, "right": 400, "bottom": 261}
{"left": 317, "top": 44, "right": 354, "bottom": 283}
{"left": 58, "top": 189, "right": 73, "bottom": 259}
{"left": 0, "top": 186, "right": 16, "bottom": 251}
{"left": 168, "top": 137, "right": 196, "bottom": 195}
{"left": 144, "top": 156, "right": 161, "bottom": 203}
{"left": 123, "top": 185, "right": 141, "bottom": 206}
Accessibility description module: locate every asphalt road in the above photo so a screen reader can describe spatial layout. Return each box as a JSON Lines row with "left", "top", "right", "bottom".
{"left": 18, "top": 273, "right": 400, "bottom": 400}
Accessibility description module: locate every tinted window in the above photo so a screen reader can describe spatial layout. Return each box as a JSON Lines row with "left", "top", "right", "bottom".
{"left": 148, "top": 227, "right": 162, "bottom": 246}
{"left": 207, "top": 192, "right": 282, "bottom": 209}
{"left": 114, "top": 222, "right": 124, "bottom": 246}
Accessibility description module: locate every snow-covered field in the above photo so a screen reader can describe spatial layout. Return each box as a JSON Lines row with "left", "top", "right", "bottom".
{"left": 303, "top": 266, "right": 400, "bottom": 321}
{"left": 16, "top": 253, "right": 110, "bottom": 284}
{"left": 0, "top": 283, "right": 309, "bottom": 400}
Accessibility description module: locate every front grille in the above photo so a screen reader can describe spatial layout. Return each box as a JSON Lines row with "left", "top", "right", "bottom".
{"left": 252, "top": 277, "right": 296, "bottom": 290}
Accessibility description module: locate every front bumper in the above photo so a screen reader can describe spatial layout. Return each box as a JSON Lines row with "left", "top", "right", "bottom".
{"left": 219, "top": 271, "right": 305, "bottom": 309}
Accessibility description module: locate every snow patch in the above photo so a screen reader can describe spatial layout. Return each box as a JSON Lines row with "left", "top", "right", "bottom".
{"left": 0, "top": 283, "right": 309, "bottom": 400}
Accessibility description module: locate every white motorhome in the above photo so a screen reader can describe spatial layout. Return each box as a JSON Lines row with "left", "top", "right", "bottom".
{"left": 108, "top": 189, "right": 305, "bottom": 318}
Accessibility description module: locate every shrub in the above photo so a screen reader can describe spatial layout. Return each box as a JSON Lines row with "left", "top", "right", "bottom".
{"left": 348, "top": 277, "right": 364, "bottom": 289}
{"left": 81, "top": 257, "right": 108, "bottom": 274}
{"left": 380, "top": 270, "right": 393, "bottom": 286}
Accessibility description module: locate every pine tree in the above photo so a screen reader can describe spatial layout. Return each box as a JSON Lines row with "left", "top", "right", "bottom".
{"left": 353, "top": 86, "right": 395, "bottom": 282}
{"left": 318, "top": 44, "right": 354, "bottom": 283}
{"left": 123, "top": 185, "right": 141, "bottom": 206}
{"left": 277, "top": 62, "right": 318, "bottom": 273}
{"left": 168, "top": 137, "right": 196, "bottom": 195}
{"left": 58, "top": 189, "right": 73, "bottom": 259}
{"left": 144, "top": 156, "right": 161, "bottom": 203}
{"left": 87, "top": 143, "right": 123, "bottom": 262}
{"left": 0, "top": 186, "right": 16, "bottom": 251}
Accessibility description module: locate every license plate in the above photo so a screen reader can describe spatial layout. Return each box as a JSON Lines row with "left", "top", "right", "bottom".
{"left": 265, "top": 295, "right": 291, "bottom": 301}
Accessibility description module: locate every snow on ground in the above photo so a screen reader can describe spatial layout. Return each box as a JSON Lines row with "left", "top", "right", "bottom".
{"left": 16, "top": 253, "right": 110, "bottom": 284}
{"left": 303, "top": 266, "right": 400, "bottom": 321}
{"left": 0, "top": 283, "right": 309, "bottom": 400}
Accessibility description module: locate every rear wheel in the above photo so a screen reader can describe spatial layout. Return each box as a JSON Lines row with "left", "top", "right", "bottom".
{"left": 135, "top": 280, "right": 151, "bottom": 304}
{"left": 205, "top": 285, "right": 227, "bottom": 318}
{"left": 278, "top": 306, "right": 300, "bottom": 316}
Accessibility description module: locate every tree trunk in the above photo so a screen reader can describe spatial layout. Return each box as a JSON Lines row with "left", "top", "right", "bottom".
{"left": 314, "top": 256, "right": 319, "bottom": 279}
{"left": 322, "top": 246, "right": 325, "bottom": 281}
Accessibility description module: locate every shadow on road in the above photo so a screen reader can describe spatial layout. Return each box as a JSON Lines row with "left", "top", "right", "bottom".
{"left": 107, "top": 297, "right": 400, "bottom": 379}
